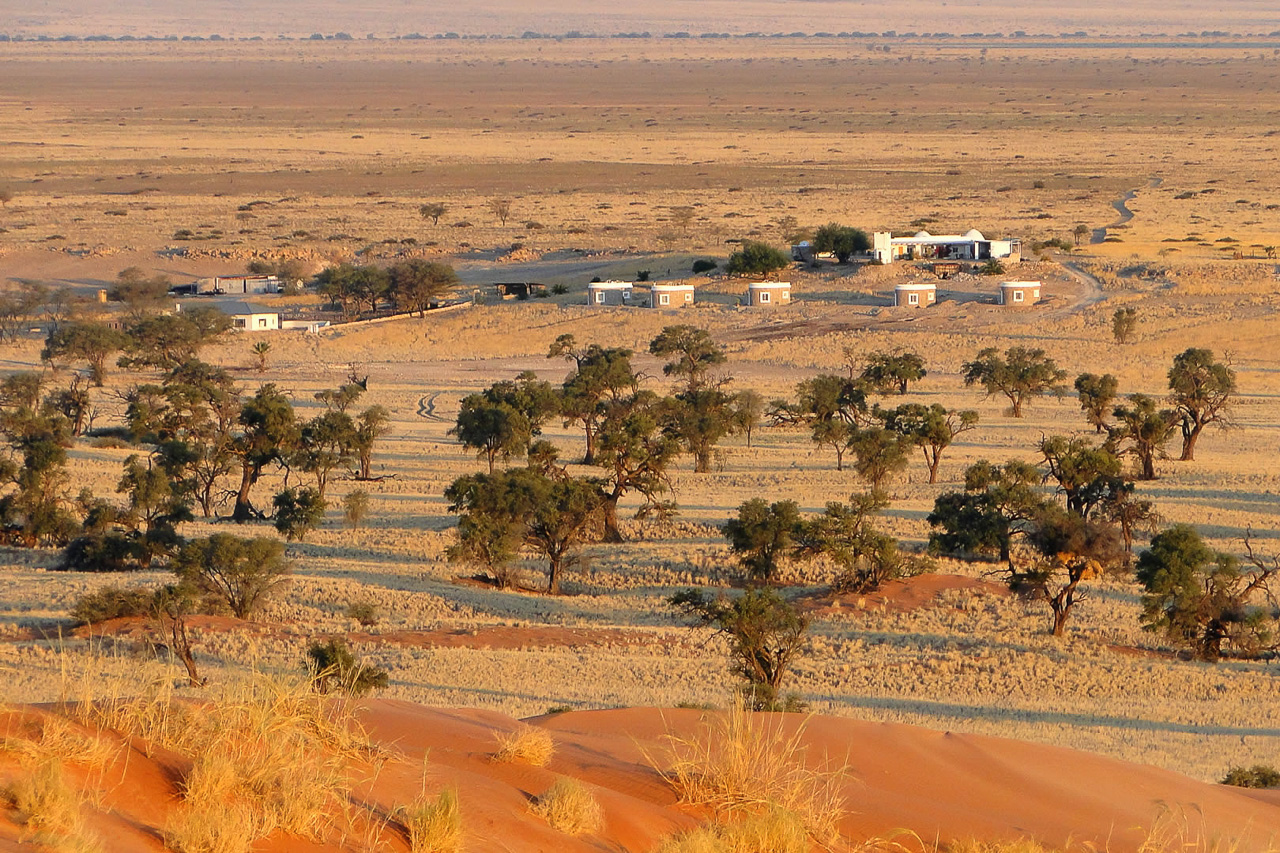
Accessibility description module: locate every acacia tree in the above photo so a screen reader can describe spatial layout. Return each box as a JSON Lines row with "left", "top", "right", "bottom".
{"left": 388, "top": 259, "right": 458, "bottom": 316}
{"left": 723, "top": 498, "right": 803, "bottom": 582}
{"left": 668, "top": 587, "right": 808, "bottom": 710}
{"left": 725, "top": 241, "right": 791, "bottom": 277}
{"left": 1108, "top": 394, "right": 1176, "bottom": 481}
{"left": 294, "top": 410, "right": 356, "bottom": 499}
{"left": 928, "top": 460, "right": 1046, "bottom": 565}
{"left": 881, "top": 403, "right": 979, "bottom": 484}
{"left": 231, "top": 384, "right": 299, "bottom": 522}
{"left": 1113, "top": 307, "right": 1139, "bottom": 344}
{"left": 795, "top": 491, "right": 919, "bottom": 593}
{"left": 775, "top": 374, "right": 868, "bottom": 471}
{"left": 962, "top": 346, "right": 1067, "bottom": 417}
{"left": 1037, "top": 436, "right": 1122, "bottom": 518}
{"left": 1136, "top": 525, "right": 1277, "bottom": 661}
{"left": 812, "top": 223, "right": 870, "bottom": 263}
{"left": 173, "top": 533, "right": 291, "bottom": 619}
{"left": 119, "top": 308, "right": 233, "bottom": 371}
{"left": 549, "top": 334, "right": 638, "bottom": 464}
{"left": 445, "top": 467, "right": 604, "bottom": 594}
{"left": 1074, "top": 373, "right": 1118, "bottom": 434}
{"left": 0, "top": 281, "right": 46, "bottom": 342}
{"left": 861, "top": 351, "right": 927, "bottom": 395}
{"left": 1012, "top": 506, "right": 1125, "bottom": 636}
{"left": 43, "top": 321, "right": 128, "bottom": 387}
{"left": 649, "top": 325, "right": 726, "bottom": 392}
{"left": 593, "top": 391, "right": 679, "bottom": 542}
{"left": 419, "top": 202, "right": 447, "bottom": 225}
{"left": 489, "top": 198, "right": 513, "bottom": 226}
{"left": 1167, "top": 348, "right": 1235, "bottom": 461}
{"left": 352, "top": 405, "right": 391, "bottom": 480}
{"left": 847, "top": 427, "right": 910, "bottom": 490}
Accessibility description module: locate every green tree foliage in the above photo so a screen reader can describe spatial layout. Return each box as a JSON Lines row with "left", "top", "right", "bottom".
{"left": 342, "top": 489, "right": 369, "bottom": 529}
{"left": 445, "top": 467, "right": 604, "bottom": 594}
{"left": 1037, "top": 435, "right": 1122, "bottom": 517}
{"left": 173, "top": 533, "right": 291, "bottom": 619}
{"left": 549, "top": 334, "right": 639, "bottom": 464}
{"left": 847, "top": 427, "right": 910, "bottom": 490}
{"left": 450, "top": 395, "right": 532, "bottom": 474}
{"left": 110, "top": 267, "right": 171, "bottom": 318}
{"left": 667, "top": 587, "right": 809, "bottom": 710}
{"left": 662, "top": 387, "right": 737, "bottom": 474}
{"left": 1011, "top": 505, "right": 1125, "bottom": 636}
{"left": 860, "top": 351, "right": 927, "bottom": 395}
{"left": 314, "top": 382, "right": 365, "bottom": 413}
{"left": 723, "top": 498, "right": 803, "bottom": 582}
{"left": 962, "top": 346, "right": 1068, "bottom": 417}
{"left": 1108, "top": 394, "right": 1176, "bottom": 480}
{"left": 1112, "top": 307, "right": 1139, "bottom": 344}
{"left": 307, "top": 638, "right": 389, "bottom": 697}
{"left": 772, "top": 374, "right": 868, "bottom": 471}
{"left": 294, "top": 410, "right": 357, "bottom": 498}
{"left": 232, "top": 384, "right": 299, "bottom": 522}
{"left": 418, "top": 201, "right": 447, "bottom": 225}
{"left": 649, "top": 325, "right": 727, "bottom": 392}
{"left": 0, "top": 399, "right": 77, "bottom": 548}
{"left": 251, "top": 340, "right": 271, "bottom": 373}
{"left": 796, "top": 491, "right": 926, "bottom": 593}
{"left": 724, "top": 240, "right": 791, "bottom": 277}
{"left": 388, "top": 259, "right": 459, "bottom": 316}
{"left": 315, "top": 263, "right": 390, "bottom": 318}
{"left": 272, "top": 486, "right": 326, "bottom": 541}
{"left": 118, "top": 308, "right": 233, "bottom": 371}
{"left": 1167, "top": 347, "right": 1236, "bottom": 461}
{"left": 1074, "top": 373, "right": 1118, "bottom": 434}
{"left": 730, "top": 390, "right": 766, "bottom": 448}
{"left": 1136, "top": 525, "right": 1277, "bottom": 661}
{"left": 1222, "top": 766, "right": 1280, "bottom": 789}
{"left": 593, "top": 390, "right": 679, "bottom": 541}
{"left": 352, "top": 405, "right": 391, "bottom": 480}
{"left": 881, "top": 403, "right": 979, "bottom": 484}
{"left": 812, "top": 223, "right": 870, "bottom": 263}
{"left": 928, "top": 460, "right": 1045, "bottom": 564}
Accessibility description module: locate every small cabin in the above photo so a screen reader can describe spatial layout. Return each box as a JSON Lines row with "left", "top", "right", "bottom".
{"left": 999, "top": 281, "right": 1042, "bottom": 306}
{"left": 493, "top": 282, "right": 547, "bottom": 299}
{"left": 894, "top": 282, "right": 937, "bottom": 308}
{"left": 205, "top": 300, "right": 281, "bottom": 331}
{"left": 648, "top": 283, "right": 695, "bottom": 308}
{"left": 746, "top": 281, "right": 791, "bottom": 307}
{"left": 196, "top": 274, "right": 281, "bottom": 295}
{"left": 587, "top": 280, "right": 634, "bottom": 307}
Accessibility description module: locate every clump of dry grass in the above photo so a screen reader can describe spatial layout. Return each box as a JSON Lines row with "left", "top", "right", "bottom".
{"left": 652, "top": 702, "right": 846, "bottom": 846}
{"left": 1, "top": 754, "right": 102, "bottom": 853}
{"left": 530, "top": 778, "right": 604, "bottom": 836}
{"left": 656, "top": 806, "right": 809, "bottom": 853}
{"left": 399, "top": 786, "right": 463, "bottom": 853}
{"left": 494, "top": 724, "right": 555, "bottom": 766}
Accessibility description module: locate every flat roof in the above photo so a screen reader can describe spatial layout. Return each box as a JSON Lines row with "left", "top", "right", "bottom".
{"left": 1001, "top": 280, "right": 1042, "bottom": 287}
{"left": 747, "top": 281, "right": 791, "bottom": 288}
{"left": 588, "top": 280, "right": 633, "bottom": 288}
{"left": 895, "top": 282, "right": 937, "bottom": 290}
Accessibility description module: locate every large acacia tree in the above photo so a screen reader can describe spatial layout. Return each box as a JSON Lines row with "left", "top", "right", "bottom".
{"left": 962, "top": 346, "right": 1067, "bottom": 417}
{"left": 548, "top": 334, "right": 638, "bottom": 465}
{"left": 1167, "top": 348, "right": 1236, "bottom": 461}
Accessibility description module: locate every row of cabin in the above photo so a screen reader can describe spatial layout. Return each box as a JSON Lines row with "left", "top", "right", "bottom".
{"left": 892, "top": 280, "right": 1042, "bottom": 307}
{"left": 587, "top": 281, "right": 791, "bottom": 308}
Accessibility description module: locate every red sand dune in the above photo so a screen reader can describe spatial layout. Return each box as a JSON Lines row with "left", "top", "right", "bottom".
{"left": 4, "top": 701, "right": 1280, "bottom": 852}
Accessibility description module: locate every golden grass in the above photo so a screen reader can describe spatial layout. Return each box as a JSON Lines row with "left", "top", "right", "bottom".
{"left": 655, "top": 806, "right": 810, "bottom": 853}
{"left": 399, "top": 787, "right": 463, "bottom": 853}
{"left": 530, "top": 778, "right": 604, "bottom": 836}
{"left": 652, "top": 702, "right": 846, "bottom": 846}
{"left": 1, "top": 754, "right": 102, "bottom": 853}
{"left": 494, "top": 725, "right": 555, "bottom": 767}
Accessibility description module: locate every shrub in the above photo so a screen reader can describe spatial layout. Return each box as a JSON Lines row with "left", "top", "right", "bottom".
{"left": 977, "top": 258, "right": 1006, "bottom": 275}
{"left": 494, "top": 725, "right": 555, "bottom": 766}
{"left": 656, "top": 806, "right": 808, "bottom": 853}
{"left": 692, "top": 259, "right": 718, "bottom": 274}
{"left": 307, "top": 638, "right": 390, "bottom": 697}
{"left": 345, "top": 601, "right": 380, "bottom": 627}
{"left": 173, "top": 534, "right": 291, "bottom": 620}
{"left": 273, "top": 487, "right": 326, "bottom": 542}
{"left": 342, "top": 490, "right": 369, "bottom": 530}
{"left": 1222, "top": 764, "right": 1280, "bottom": 788}
{"left": 1, "top": 755, "right": 101, "bottom": 852}
{"left": 530, "top": 778, "right": 603, "bottom": 836}
{"left": 70, "top": 585, "right": 153, "bottom": 625}
{"left": 726, "top": 241, "right": 790, "bottom": 277}
{"left": 399, "top": 787, "right": 462, "bottom": 853}
{"left": 550, "top": 283, "right": 569, "bottom": 295}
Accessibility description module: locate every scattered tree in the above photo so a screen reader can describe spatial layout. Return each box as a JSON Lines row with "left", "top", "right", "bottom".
{"left": 342, "top": 489, "right": 369, "bottom": 529}
{"left": 389, "top": 259, "right": 459, "bottom": 316}
{"left": 307, "top": 638, "right": 389, "bottom": 697}
{"left": 251, "top": 341, "right": 271, "bottom": 373}
{"left": 723, "top": 498, "right": 803, "bottom": 582}
{"left": 173, "top": 533, "right": 291, "bottom": 619}
{"left": 489, "top": 197, "right": 513, "bottom": 226}
{"left": 1112, "top": 307, "right": 1139, "bottom": 344}
{"left": 419, "top": 201, "right": 447, "bottom": 225}
{"left": 1108, "top": 394, "right": 1176, "bottom": 480}
{"left": 1074, "top": 373, "right": 1119, "bottom": 434}
{"left": 549, "top": 334, "right": 638, "bottom": 464}
{"left": 649, "top": 325, "right": 727, "bottom": 392}
{"left": 881, "top": 403, "right": 979, "bottom": 484}
{"left": 725, "top": 240, "right": 791, "bottom": 277}
{"left": 273, "top": 486, "right": 326, "bottom": 541}
{"left": 668, "top": 587, "right": 809, "bottom": 710}
{"left": 1167, "top": 347, "right": 1236, "bottom": 461}
{"left": 847, "top": 427, "right": 910, "bottom": 490}
{"left": 812, "top": 223, "right": 870, "bottom": 263}
{"left": 231, "top": 384, "right": 299, "bottom": 522}
{"left": 928, "top": 460, "right": 1046, "bottom": 565}
{"left": 1073, "top": 224, "right": 1090, "bottom": 246}
{"left": 1012, "top": 505, "right": 1125, "bottom": 636}
{"left": 42, "top": 321, "right": 128, "bottom": 386}
{"left": 860, "top": 351, "right": 927, "bottom": 395}
{"left": 962, "top": 346, "right": 1068, "bottom": 417}
{"left": 0, "top": 280, "right": 46, "bottom": 342}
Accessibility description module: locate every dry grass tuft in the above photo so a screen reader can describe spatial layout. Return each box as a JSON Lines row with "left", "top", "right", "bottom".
{"left": 530, "top": 778, "right": 604, "bottom": 836}
{"left": 1, "top": 754, "right": 102, "bottom": 853}
{"left": 656, "top": 806, "right": 809, "bottom": 853}
{"left": 652, "top": 702, "right": 846, "bottom": 845}
{"left": 943, "top": 839, "right": 1057, "bottom": 853}
{"left": 399, "top": 786, "right": 463, "bottom": 853}
{"left": 494, "top": 724, "right": 555, "bottom": 766}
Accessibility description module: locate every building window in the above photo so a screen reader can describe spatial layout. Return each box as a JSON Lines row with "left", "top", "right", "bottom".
{"left": 760, "top": 291, "right": 770, "bottom": 303}
{"left": 258, "top": 318, "right": 268, "bottom": 328}
{"left": 595, "top": 291, "right": 605, "bottom": 304}
{"left": 234, "top": 319, "right": 246, "bottom": 329}
{"left": 659, "top": 293, "right": 670, "bottom": 305}
{"left": 908, "top": 293, "right": 919, "bottom": 305}
{"left": 1012, "top": 290, "right": 1024, "bottom": 302}
{"left": 622, "top": 290, "right": 631, "bottom": 301}
{"left": 684, "top": 292, "right": 693, "bottom": 303}
{"left": 1032, "top": 289, "right": 1040, "bottom": 299}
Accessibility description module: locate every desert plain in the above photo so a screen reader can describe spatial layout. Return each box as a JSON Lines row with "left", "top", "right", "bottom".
{"left": 3, "top": 19, "right": 1280, "bottom": 852}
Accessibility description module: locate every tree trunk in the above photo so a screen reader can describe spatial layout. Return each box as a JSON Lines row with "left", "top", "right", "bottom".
{"left": 583, "top": 422, "right": 596, "bottom": 466}
{"left": 694, "top": 446, "right": 712, "bottom": 474}
{"left": 232, "top": 463, "right": 256, "bottom": 522}
{"left": 1010, "top": 395, "right": 1024, "bottom": 418}
{"left": 547, "top": 556, "right": 562, "bottom": 595}
{"left": 926, "top": 449, "right": 941, "bottom": 484}
{"left": 601, "top": 494, "right": 624, "bottom": 543}
{"left": 834, "top": 447, "right": 844, "bottom": 472}
{"left": 1051, "top": 606, "right": 1069, "bottom": 637}
{"left": 1179, "top": 424, "right": 1201, "bottom": 461}
{"left": 1140, "top": 452, "right": 1156, "bottom": 480}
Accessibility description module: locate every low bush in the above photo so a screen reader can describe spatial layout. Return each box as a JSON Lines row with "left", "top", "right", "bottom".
{"left": 530, "top": 778, "right": 603, "bottom": 836}
{"left": 307, "top": 638, "right": 390, "bottom": 697}
{"left": 71, "top": 585, "right": 154, "bottom": 625}
{"left": 494, "top": 725, "right": 555, "bottom": 766}
{"left": 1221, "top": 764, "right": 1280, "bottom": 788}
{"left": 399, "top": 787, "right": 462, "bottom": 853}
